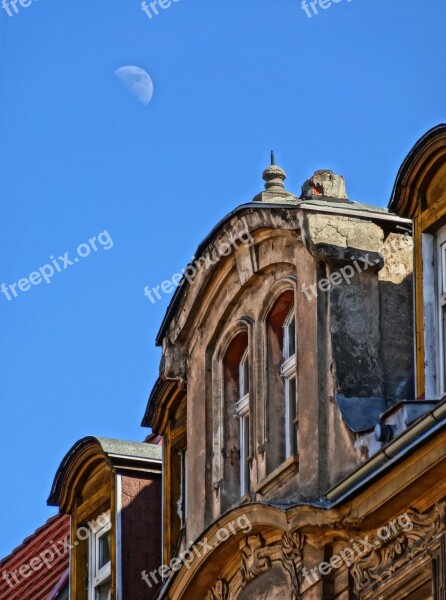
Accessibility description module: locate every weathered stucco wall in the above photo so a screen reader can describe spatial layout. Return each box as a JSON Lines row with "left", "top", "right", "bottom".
{"left": 154, "top": 204, "right": 414, "bottom": 544}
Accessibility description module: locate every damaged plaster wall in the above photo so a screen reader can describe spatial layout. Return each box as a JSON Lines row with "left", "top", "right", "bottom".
{"left": 155, "top": 205, "right": 414, "bottom": 535}
{"left": 302, "top": 212, "right": 414, "bottom": 402}
{"left": 379, "top": 232, "right": 414, "bottom": 400}
{"left": 301, "top": 211, "right": 414, "bottom": 487}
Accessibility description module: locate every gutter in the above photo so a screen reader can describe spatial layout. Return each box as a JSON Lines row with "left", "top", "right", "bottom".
{"left": 154, "top": 400, "right": 446, "bottom": 598}
{"left": 326, "top": 398, "right": 446, "bottom": 504}
{"left": 298, "top": 202, "right": 413, "bottom": 225}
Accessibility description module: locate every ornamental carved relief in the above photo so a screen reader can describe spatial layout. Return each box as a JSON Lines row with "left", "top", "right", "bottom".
{"left": 240, "top": 534, "right": 272, "bottom": 584}
{"left": 237, "top": 531, "right": 304, "bottom": 599}
{"left": 281, "top": 531, "right": 305, "bottom": 591}
{"left": 351, "top": 504, "right": 445, "bottom": 595}
{"left": 204, "top": 579, "right": 229, "bottom": 600}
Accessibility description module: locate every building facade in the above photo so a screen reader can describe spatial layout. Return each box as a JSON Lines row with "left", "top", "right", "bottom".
{"left": 144, "top": 142, "right": 446, "bottom": 599}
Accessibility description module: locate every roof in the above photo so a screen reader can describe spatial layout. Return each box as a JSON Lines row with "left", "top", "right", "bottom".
{"left": 298, "top": 198, "right": 390, "bottom": 215}
{"left": 0, "top": 513, "right": 70, "bottom": 600}
{"left": 389, "top": 123, "right": 446, "bottom": 215}
{"left": 48, "top": 436, "right": 162, "bottom": 508}
{"left": 93, "top": 436, "right": 163, "bottom": 461}
{"left": 155, "top": 199, "right": 411, "bottom": 346}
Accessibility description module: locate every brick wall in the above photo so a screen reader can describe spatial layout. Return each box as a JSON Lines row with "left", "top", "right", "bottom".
{"left": 121, "top": 475, "right": 162, "bottom": 600}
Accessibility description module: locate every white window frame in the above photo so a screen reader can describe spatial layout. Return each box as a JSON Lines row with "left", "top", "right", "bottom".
{"left": 283, "top": 310, "right": 296, "bottom": 361}
{"left": 422, "top": 233, "right": 437, "bottom": 399}
{"left": 176, "top": 448, "right": 188, "bottom": 528}
{"left": 281, "top": 309, "right": 297, "bottom": 458}
{"left": 235, "top": 348, "right": 250, "bottom": 497}
{"left": 437, "top": 227, "right": 446, "bottom": 398}
{"left": 88, "top": 512, "right": 112, "bottom": 600}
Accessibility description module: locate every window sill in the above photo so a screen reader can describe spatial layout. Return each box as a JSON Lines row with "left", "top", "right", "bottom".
{"left": 253, "top": 454, "right": 299, "bottom": 496}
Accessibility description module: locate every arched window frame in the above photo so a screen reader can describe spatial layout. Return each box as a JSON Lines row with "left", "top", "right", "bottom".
{"left": 281, "top": 308, "right": 297, "bottom": 459}
{"left": 235, "top": 347, "right": 250, "bottom": 497}
{"left": 211, "top": 318, "right": 253, "bottom": 513}
{"left": 258, "top": 277, "right": 298, "bottom": 476}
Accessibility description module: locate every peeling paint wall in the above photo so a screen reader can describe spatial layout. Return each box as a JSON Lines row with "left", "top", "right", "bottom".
{"left": 153, "top": 205, "right": 414, "bottom": 542}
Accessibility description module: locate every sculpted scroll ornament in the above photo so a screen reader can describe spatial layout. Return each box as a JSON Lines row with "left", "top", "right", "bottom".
{"left": 204, "top": 579, "right": 229, "bottom": 600}
{"left": 238, "top": 531, "right": 305, "bottom": 599}
{"left": 351, "top": 504, "right": 445, "bottom": 595}
{"left": 240, "top": 534, "right": 272, "bottom": 584}
{"left": 281, "top": 532, "right": 305, "bottom": 592}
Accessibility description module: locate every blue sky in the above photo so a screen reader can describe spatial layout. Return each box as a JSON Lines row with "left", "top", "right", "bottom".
{"left": 0, "top": 0, "right": 445, "bottom": 557}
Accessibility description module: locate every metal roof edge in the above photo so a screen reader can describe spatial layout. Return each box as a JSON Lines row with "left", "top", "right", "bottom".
{"left": 325, "top": 396, "right": 446, "bottom": 505}
{"left": 48, "top": 436, "right": 162, "bottom": 507}
{"left": 155, "top": 199, "right": 403, "bottom": 346}
{"left": 389, "top": 123, "right": 446, "bottom": 213}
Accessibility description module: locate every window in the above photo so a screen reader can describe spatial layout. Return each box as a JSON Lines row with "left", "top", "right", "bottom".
{"left": 221, "top": 329, "right": 250, "bottom": 510}
{"left": 88, "top": 512, "right": 111, "bottom": 600}
{"left": 265, "top": 289, "right": 296, "bottom": 473}
{"left": 437, "top": 227, "right": 446, "bottom": 396}
{"left": 235, "top": 347, "right": 250, "bottom": 497}
{"left": 176, "top": 448, "right": 188, "bottom": 529}
{"left": 281, "top": 309, "right": 297, "bottom": 458}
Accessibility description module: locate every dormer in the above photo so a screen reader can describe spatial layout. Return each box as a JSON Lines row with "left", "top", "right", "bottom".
{"left": 48, "top": 437, "right": 162, "bottom": 600}
{"left": 144, "top": 157, "right": 414, "bottom": 561}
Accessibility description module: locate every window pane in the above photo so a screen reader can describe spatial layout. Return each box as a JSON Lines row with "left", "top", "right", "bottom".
{"left": 243, "top": 416, "right": 250, "bottom": 494}
{"left": 243, "top": 355, "right": 250, "bottom": 396}
{"left": 442, "top": 243, "right": 446, "bottom": 294}
{"left": 443, "top": 306, "right": 446, "bottom": 393}
{"left": 239, "top": 349, "right": 249, "bottom": 399}
{"left": 288, "top": 315, "right": 296, "bottom": 358}
{"left": 240, "top": 416, "right": 250, "bottom": 496}
{"left": 177, "top": 448, "right": 187, "bottom": 527}
{"left": 286, "top": 377, "right": 297, "bottom": 456}
{"left": 95, "top": 582, "right": 111, "bottom": 600}
{"left": 98, "top": 531, "right": 111, "bottom": 570}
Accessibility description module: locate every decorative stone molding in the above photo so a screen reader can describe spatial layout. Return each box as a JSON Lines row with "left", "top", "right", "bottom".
{"left": 281, "top": 531, "right": 304, "bottom": 592}
{"left": 237, "top": 531, "right": 305, "bottom": 598}
{"left": 240, "top": 534, "right": 272, "bottom": 584}
{"left": 351, "top": 504, "right": 445, "bottom": 595}
{"left": 204, "top": 579, "right": 229, "bottom": 600}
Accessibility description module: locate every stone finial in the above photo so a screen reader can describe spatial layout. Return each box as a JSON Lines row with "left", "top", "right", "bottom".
{"left": 262, "top": 163, "right": 287, "bottom": 192}
{"left": 253, "top": 152, "right": 298, "bottom": 204}
{"left": 301, "top": 170, "right": 349, "bottom": 202}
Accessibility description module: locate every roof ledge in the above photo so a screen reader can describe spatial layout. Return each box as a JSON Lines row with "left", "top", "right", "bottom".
{"left": 48, "top": 436, "right": 162, "bottom": 510}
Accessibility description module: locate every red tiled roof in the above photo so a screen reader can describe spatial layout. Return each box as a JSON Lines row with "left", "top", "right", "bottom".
{"left": 0, "top": 514, "right": 70, "bottom": 600}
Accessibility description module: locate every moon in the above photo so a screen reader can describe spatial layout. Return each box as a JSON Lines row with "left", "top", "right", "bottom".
{"left": 115, "top": 66, "right": 154, "bottom": 105}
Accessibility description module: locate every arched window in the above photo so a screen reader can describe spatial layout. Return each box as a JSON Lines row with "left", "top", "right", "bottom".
{"left": 265, "top": 290, "right": 297, "bottom": 473}
{"left": 221, "top": 331, "right": 251, "bottom": 509}
{"left": 235, "top": 347, "right": 250, "bottom": 497}
{"left": 282, "top": 309, "right": 297, "bottom": 458}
